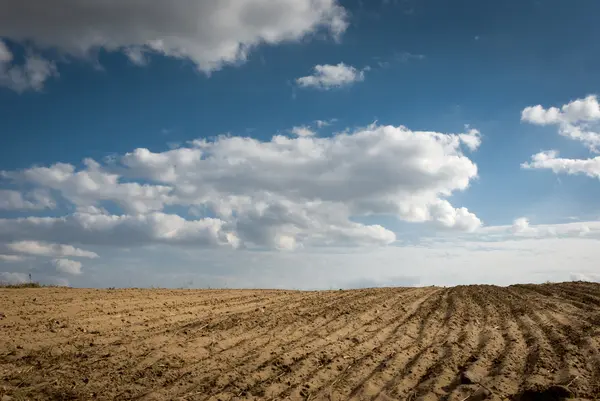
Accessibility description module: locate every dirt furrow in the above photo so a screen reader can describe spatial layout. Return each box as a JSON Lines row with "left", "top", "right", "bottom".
{"left": 3, "top": 282, "right": 600, "bottom": 401}
{"left": 260, "top": 289, "right": 438, "bottom": 401}
{"left": 388, "top": 287, "right": 478, "bottom": 400}
{"left": 201, "top": 288, "right": 423, "bottom": 400}
{"left": 337, "top": 288, "right": 452, "bottom": 400}
{"left": 464, "top": 286, "right": 527, "bottom": 399}
{"left": 158, "top": 289, "right": 409, "bottom": 399}
{"left": 435, "top": 286, "right": 502, "bottom": 401}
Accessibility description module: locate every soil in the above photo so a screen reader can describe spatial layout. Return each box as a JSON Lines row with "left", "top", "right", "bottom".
{"left": 1, "top": 282, "right": 599, "bottom": 400}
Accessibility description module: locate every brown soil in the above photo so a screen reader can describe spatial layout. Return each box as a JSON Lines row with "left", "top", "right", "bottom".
{"left": 1, "top": 282, "right": 599, "bottom": 400}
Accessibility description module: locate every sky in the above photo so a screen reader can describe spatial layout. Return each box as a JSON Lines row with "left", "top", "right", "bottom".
{"left": 1, "top": 0, "right": 600, "bottom": 289}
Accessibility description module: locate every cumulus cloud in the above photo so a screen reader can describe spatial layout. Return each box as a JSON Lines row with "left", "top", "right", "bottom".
{"left": 0, "top": 213, "right": 239, "bottom": 248}
{"left": 0, "top": 124, "right": 482, "bottom": 251}
{"left": 296, "top": 63, "right": 368, "bottom": 89}
{"left": 0, "top": 0, "right": 347, "bottom": 81}
{"left": 521, "top": 151, "right": 600, "bottom": 179}
{"left": 6, "top": 241, "right": 98, "bottom": 259}
{"left": 522, "top": 95, "right": 600, "bottom": 126}
{"left": 0, "top": 40, "right": 58, "bottom": 92}
{"left": 0, "top": 272, "right": 29, "bottom": 284}
{"left": 0, "top": 189, "right": 55, "bottom": 210}
{"left": 522, "top": 95, "right": 600, "bottom": 153}
{"left": 118, "top": 124, "right": 482, "bottom": 233}
{"left": 52, "top": 258, "right": 82, "bottom": 275}
{"left": 511, "top": 217, "right": 531, "bottom": 234}
{"left": 521, "top": 105, "right": 562, "bottom": 126}
{"left": 290, "top": 126, "right": 316, "bottom": 137}
{"left": 521, "top": 95, "right": 600, "bottom": 178}
{"left": 458, "top": 129, "right": 482, "bottom": 151}
{"left": 1, "top": 160, "right": 173, "bottom": 214}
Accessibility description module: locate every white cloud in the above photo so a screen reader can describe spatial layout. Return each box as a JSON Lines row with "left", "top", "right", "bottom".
{"left": 0, "top": 0, "right": 347, "bottom": 77}
{"left": 522, "top": 95, "right": 600, "bottom": 125}
{"left": 521, "top": 104, "right": 562, "bottom": 126}
{"left": 0, "top": 40, "right": 58, "bottom": 92}
{"left": 124, "top": 47, "right": 147, "bottom": 66}
{"left": 2, "top": 160, "right": 174, "bottom": 214}
{"left": 521, "top": 150, "right": 600, "bottom": 178}
{"left": 522, "top": 95, "right": 600, "bottom": 153}
{"left": 476, "top": 218, "right": 597, "bottom": 240}
{"left": 116, "top": 124, "right": 482, "bottom": 234}
{"left": 315, "top": 119, "right": 336, "bottom": 128}
{"left": 0, "top": 254, "right": 27, "bottom": 262}
{"left": 511, "top": 217, "right": 531, "bottom": 234}
{"left": 0, "top": 124, "right": 482, "bottom": 250}
{"left": 6, "top": 241, "right": 98, "bottom": 259}
{"left": 458, "top": 129, "right": 481, "bottom": 151}
{"left": 0, "top": 40, "right": 11, "bottom": 63}
{"left": 428, "top": 199, "right": 481, "bottom": 231}
{"left": 296, "top": 63, "right": 367, "bottom": 89}
{"left": 290, "top": 126, "right": 316, "bottom": 137}
{"left": 0, "top": 213, "right": 239, "bottom": 248}
{"left": 0, "top": 189, "right": 55, "bottom": 210}
{"left": 522, "top": 95, "right": 600, "bottom": 178}
{"left": 0, "top": 272, "right": 29, "bottom": 284}
{"left": 52, "top": 258, "right": 82, "bottom": 275}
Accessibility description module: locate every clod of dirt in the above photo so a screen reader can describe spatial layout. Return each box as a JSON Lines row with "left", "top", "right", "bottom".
{"left": 465, "top": 387, "right": 492, "bottom": 401}
{"left": 512, "top": 385, "right": 573, "bottom": 401}
{"left": 460, "top": 370, "right": 480, "bottom": 385}
{"left": 0, "top": 312, "right": 5, "bottom": 319}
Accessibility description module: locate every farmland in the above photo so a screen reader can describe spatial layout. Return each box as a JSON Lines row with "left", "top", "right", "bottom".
{"left": 1, "top": 282, "right": 600, "bottom": 400}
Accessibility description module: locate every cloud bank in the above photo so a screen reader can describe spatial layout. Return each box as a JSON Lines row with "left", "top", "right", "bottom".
{"left": 0, "top": 0, "right": 348, "bottom": 91}
{"left": 0, "top": 125, "right": 482, "bottom": 257}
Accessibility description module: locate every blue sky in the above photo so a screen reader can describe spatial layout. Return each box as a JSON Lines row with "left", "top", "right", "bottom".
{"left": 1, "top": 0, "right": 599, "bottom": 288}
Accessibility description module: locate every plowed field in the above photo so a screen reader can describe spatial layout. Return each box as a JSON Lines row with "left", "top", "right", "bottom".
{"left": 1, "top": 282, "right": 600, "bottom": 400}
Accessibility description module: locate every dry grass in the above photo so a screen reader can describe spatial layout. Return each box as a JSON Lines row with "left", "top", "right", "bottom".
{"left": 0, "top": 282, "right": 43, "bottom": 289}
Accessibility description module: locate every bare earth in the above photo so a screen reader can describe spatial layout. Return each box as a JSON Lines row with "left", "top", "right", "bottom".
{"left": 1, "top": 283, "right": 600, "bottom": 400}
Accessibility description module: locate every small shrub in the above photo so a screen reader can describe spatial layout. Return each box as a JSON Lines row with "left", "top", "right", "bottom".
{"left": 0, "top": 281, "right": 43, "bottom": 288}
